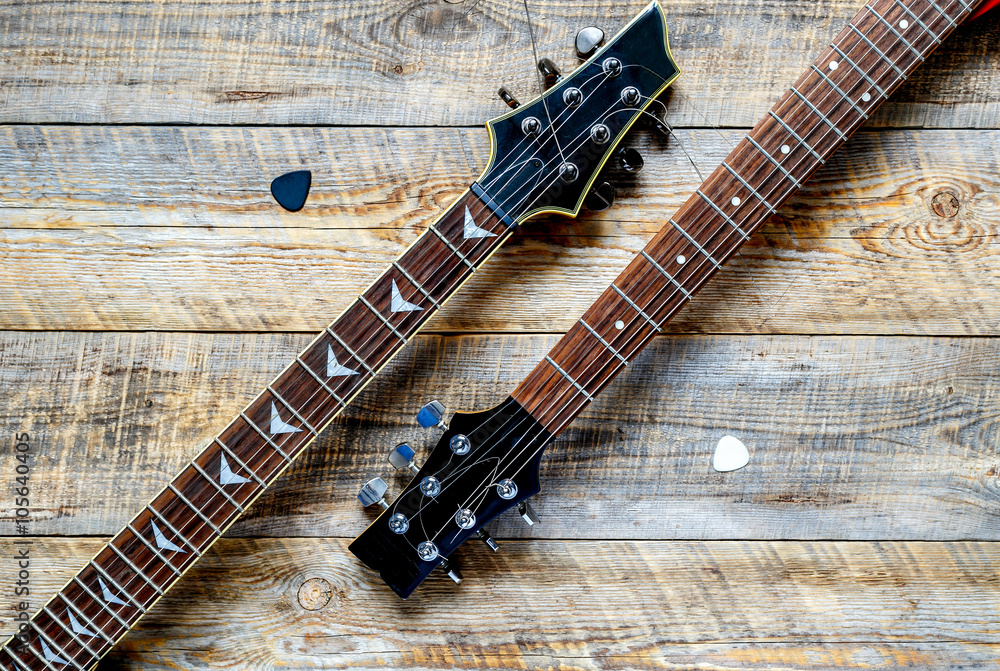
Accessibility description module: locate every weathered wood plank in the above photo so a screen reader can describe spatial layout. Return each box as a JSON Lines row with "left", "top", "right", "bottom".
{"left": 2, "top": 331, "right": 997, "bottom": 540}
{"left": 0, "top": 538, "right": 996, "bottom": 670}
{"left": 0, "top": 126, "right": 998, "bottom": 334}
{"left": 0, "top": 1, "right": 996, "bottom": 128}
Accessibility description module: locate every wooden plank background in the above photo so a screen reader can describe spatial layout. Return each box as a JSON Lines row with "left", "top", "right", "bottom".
{"left": 0, "top": 0, "right": 997, "bottom": 669}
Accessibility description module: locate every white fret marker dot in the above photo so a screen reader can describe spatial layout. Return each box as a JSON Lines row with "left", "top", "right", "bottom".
{"left": 899, "top": 19, "right": 909, "bottom": 28}
{"left": 731, "top": 196, "right": 741, "bottom": 207}
{"left": 828, "top": 60, "right": 838, "bottom": 70}
{"left": 861, "top": 92, "right": 871, "bottom": 102}
{"left": 676, "top": 255, "right": 686, "bottom": 265}
{"left": 780, "top": 144, "right": 790, "bottom": 154}
{"left": 614, "top": 320, "right": 625, "bottom": 330}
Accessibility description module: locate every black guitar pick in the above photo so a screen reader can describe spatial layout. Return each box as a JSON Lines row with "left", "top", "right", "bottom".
{"left": 270, "top": 170, "right": 312, "bottom": 212}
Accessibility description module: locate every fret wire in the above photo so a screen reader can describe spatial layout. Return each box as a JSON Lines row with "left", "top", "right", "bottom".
{"left": 71, "top": 575, "right": 135, "bottom": 626}
{"left": 951, "top": 0, "right": 974, "bottom": 14}
{"left": 40, "top": 606, "right": 101, "bottom": 660}
{"left": 610, "top": 284, "right": 661, "bottom": 332}
{"left": 696, "top": 190, "right": 751, "bottom": 240}
{"left": 789, "top": 86, "right": 849, "bottom": 142}
{"left": 86, "top": 563, "right": 146, "bottom": 613}
{"left": 145, "top": 504, "right": 203, "bottom": 557}
{"left": 831, "top": 44, "right": 889, "bottom": 99}
{"left": 214, "top": 438, "right": 267, "bottom": 487}
{"left": 124, "top": 523, "right": 183, "bottom": 577}
{"left": 21, "top": 638, "right": 61, "bottom": 671}
{"left": 295, "top": 357, "right": 349, "bottom": 410}
{"left": 106, "top": 541, "right": 164, "bottom": 595}
{"left": 640, "top": 250, "right": 692, "bottom": 299}
{"left": 358, "top": 296, "right": 409, "bottom": 345}
{"left": 325, "top": 327, "right": 376, "bottom": 376}
{"left": 392, "top": 261, "right": 441, "bottom": 309}
{"left": 578, "top": 318, "right": 628, "bottom": 366}
{"left": 891, "top": 0, "right": 942, "bottom": 44}
{"left": 167, "top": 483, "right": 222, "bottom": 536}
{"left": 544, "top": 356, "right": 595, "bottom": 402}
{"left": 2, "top": 645, "right": 36, "bottom": 671}
{"left": 808, "top": 65, "right": 869, "bottom": 119}
{"left": 191, "top": 460, "right": 247, "bottom": 512}
{"left": 925, "top": 0, "right": 960, "bottom": 27}
{"left": 767, "top": 111, "right": 825, "bottom": 163}
{"left": 28, "top": 621, "right": 79, "bottom": 671}
{"left": 721, "top": 161, "right": 781, "bottom": 213}
{"left": 267, "top": 386, "right": 320, "bottom": 437}
{"left": 864, "top": 4, "right": 923, "bottom": 60}
{"left": 429, "top": 225, "right": 476, "bottom": 270}
{"left": 848, "top": 23, "right": 907, "bottom": 78}
{"left": 746, "top": 136, "right": 803, "bottom": 189}
{"left": 55, "top": 595, "right": 115, "bottom": 646}
{"left": 669, "top": 219, "right": 722, "bottom": 268}
{"left": 240, "top": 413, "right": 293, "bottom": 463}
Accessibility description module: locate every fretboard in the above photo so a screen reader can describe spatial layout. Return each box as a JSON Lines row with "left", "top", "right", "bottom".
{"left": 512, "top": 0, "right": 980, "bottom": 433}
{"left": 1, "top": 188, "right": 512, "bottom": 670}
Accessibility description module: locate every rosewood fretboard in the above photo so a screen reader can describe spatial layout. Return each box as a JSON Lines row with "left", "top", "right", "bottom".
{"left": 513, "top": 0, "right": 981, "bottom": 433}
{"left": 1, "top": 189, "right": 512, "bottom": 670}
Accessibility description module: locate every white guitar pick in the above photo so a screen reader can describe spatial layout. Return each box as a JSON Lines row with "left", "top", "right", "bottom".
{"left": 713, "top": 435, "right": 750, "bottom": 472}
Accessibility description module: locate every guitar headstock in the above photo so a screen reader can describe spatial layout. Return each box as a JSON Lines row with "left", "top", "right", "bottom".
{"left": 474, "top": 0, "right": 679, "bottom": 224}
{"left": 348, "top": 398, "right": 550, "bottom": 598}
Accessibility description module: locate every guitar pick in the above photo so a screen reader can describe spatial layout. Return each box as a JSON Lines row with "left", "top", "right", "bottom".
{"left": 270, "top": 169, "right": 312, "bottom": 212}
{"left": 713, "top": 435, "right": 750, "bottom": 472}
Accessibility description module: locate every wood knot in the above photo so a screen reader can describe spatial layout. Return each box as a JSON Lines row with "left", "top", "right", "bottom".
{"left": 297, "top": 578, "right": 333, "bottom": 611}
{"left": 930, "top": 191, "right": 960, "bottom": 218}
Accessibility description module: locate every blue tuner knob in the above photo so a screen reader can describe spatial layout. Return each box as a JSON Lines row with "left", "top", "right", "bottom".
{"left": 416, "top": 400, "right": 446, "bottom": 429}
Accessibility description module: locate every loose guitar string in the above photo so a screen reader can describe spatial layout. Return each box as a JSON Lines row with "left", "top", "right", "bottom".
{"left": 35, "top": 64, "right": 659, "bottom": 662}
{"left": 33, "top": 4, "right": 962, "bottom": 661}
{"left": 423, "top": 0, "right": 971, "bottom": 545}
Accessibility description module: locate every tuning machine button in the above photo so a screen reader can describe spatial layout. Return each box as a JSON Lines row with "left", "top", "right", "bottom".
{"left": 388, "top": 443, "right": 420, "bottom": 474}
{"left": 477, "top": 529, "right": 500, "bottom": 552}
{"left": 517, "top": 500, "right": 540, "bottom": 526}
{"left": 439, "top": 558, "right": 463, "bottom": 583}
{"left": 617, "top": 147, "right": 644, "bottom": 173}
{"left": 416, "top": 400, "right": 447, "bottom": 429}
{"left": 585, "top": 181, "right": 616, "bottom": 212}
{"left": 498, "top": 86, "right": 520, "bottom": 109}
{"left": 358, "top": 477, "right": 389, "bottom": 509}
{"left": 575, "top": 26, "right": 605, "bottom": 60}
{"left": 537, "top": 58, "right": 562, "bottom": 89}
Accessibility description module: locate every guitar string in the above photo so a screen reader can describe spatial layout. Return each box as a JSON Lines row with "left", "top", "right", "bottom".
{"left": 29, "top": 60, "right": 670, "bottom": 664}
{"left": 420, "top": 0, "right": 973, "bottom": 548}
{"left": 33, "top": 2, "right": 968, "bottom": 660}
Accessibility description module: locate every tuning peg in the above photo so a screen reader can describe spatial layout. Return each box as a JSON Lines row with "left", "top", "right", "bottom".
{"left": 650, "top": 116, "right": 671, "bottom": 138}
{"left": 517, "top": 500, "right": 540, "bottom": 526}
{"left": 358, "top": 477, "right": 389, "bottom": 509}
{"left": 387, "top": 443, "right": 420, "bottom": 474}
{"left": 476, "top": 529, "right": 500, "bottom": 552}
{"left": 498, "top": 86, "right": 520, "bottom": 110}
{"left": 617, "top": 147, "right": 644, "bottom": 173}
{"left": 416, "top": 400, "right": 447, "bottom": 429}
{"left": 537, "top": 58, "right": 561, "bottom": 89}
{"left": 585, "top": 181, "right": 616, "bottom": 212}
{"left": 575, "top": 26, "right": 605, "bottom": 59}
{"left": 439, "top": 558, "right": 463, "bottom": 584}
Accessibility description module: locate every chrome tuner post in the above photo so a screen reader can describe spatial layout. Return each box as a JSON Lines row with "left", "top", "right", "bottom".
{"left": 358, "top": 477, "right": 389, "bottom": 509}
{"left": 477, "top": 530, "right": 500, "bottom": 552}
{"left": 517, "top": 500, "right": 540, "bottom": 526}
{"left": 439, "top": 558, "right": 463, "bottom": 584}
{"left": 387, "top": 443, "right": 420, "bottom": 474}
{"left": 416, "top": 400, "right": 447, "bottom": 429}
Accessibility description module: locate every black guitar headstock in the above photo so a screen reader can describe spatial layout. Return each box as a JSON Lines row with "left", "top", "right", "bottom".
{"left": 348, "top": 398, "right": 550, "bottom": 598}
{"left": 473, "top": 0, "right": 680, "bottom": 225}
